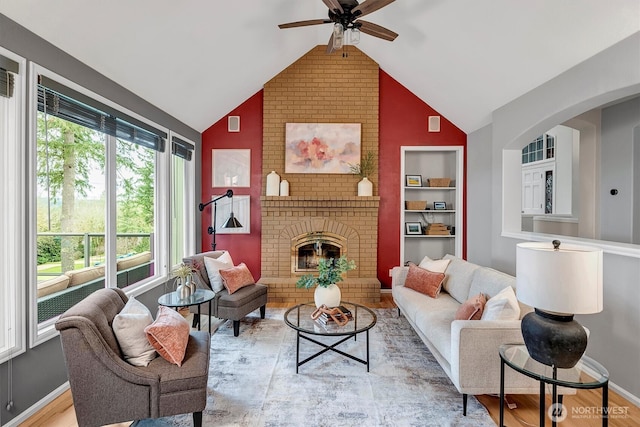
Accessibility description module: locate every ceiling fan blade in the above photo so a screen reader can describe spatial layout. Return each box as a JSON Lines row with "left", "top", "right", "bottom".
{"left": 352, "top": 0, "right": 395, "bottom": 18}
{"left": 357, "top": 20, "right": 398, "bottom": 41}
{"left": 278, "top": 19, "right": 332, "bottom": 29}
{"left": 326, "top": 33, "right": 337, "bottom": 54}
{"left": 322, "top": 0, "right": 344, "bottom": 14}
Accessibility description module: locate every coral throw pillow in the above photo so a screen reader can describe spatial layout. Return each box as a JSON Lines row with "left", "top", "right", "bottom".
{"left": 219, "top": 262, "right": 255, "bottom": 294}
{"left": 455, "top": 293, "right": 488, "bottom": 320}
{"left": 404, "top": 263, "right": 446, "bottom": 298}
{"left": 144, "top": 306, "right": 190, "bottom": 366}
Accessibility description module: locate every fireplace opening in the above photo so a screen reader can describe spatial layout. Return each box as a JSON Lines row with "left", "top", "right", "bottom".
{"left": 292, "top": 233, "right": 346, "bottom": 274}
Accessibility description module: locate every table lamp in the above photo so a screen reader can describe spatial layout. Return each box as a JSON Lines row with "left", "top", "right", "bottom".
{"left": 516, "top": 240, "right": 603, "bottom": 368}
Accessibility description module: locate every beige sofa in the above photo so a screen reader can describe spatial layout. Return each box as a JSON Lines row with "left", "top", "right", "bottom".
{"left": 392, "top": 254, "right": 541, "bottom": 415}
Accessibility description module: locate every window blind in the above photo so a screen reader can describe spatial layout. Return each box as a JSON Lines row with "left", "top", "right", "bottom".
{"left": 171, "top": 136, "right": 194, "bottom": 161}
{"left": 0, "top": 54, "right": 18, "bottom": 99}
{"left": 37, "top": 75, "right": 166, "bottom": 152}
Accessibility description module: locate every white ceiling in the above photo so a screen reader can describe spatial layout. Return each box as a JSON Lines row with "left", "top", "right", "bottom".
{"left": 1, "top": 0, "right": 639, "bottom": 134}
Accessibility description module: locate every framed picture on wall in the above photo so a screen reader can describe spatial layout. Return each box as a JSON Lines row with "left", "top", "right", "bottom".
{"left": 284, "top": 123, "right": 361, "bottom": 174}
{"left": 212, "top": 149, "right": 251, "bottom": 187}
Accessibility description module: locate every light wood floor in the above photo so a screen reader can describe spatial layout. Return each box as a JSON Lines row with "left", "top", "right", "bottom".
{"left": 20, "top": 293, "right": 639, "bottom": 427}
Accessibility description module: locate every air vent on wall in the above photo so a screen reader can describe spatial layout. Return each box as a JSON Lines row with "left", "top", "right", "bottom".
{"left": 228, "top": 116, "right": 240, "bottom": 132}
{"left": 428, "top": 116, "right": 440, "bottom": 132}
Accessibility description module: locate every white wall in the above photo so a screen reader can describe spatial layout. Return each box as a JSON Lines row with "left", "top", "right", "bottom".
{"left": 600, "top": 97, "right": 640, "bottom": 243}
{"left": 467, "top": 32, "right": 640, "bottom": 400}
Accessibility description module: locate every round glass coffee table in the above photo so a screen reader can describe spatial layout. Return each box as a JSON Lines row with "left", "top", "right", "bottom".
{"left": 158, "top": 289, "right": 215, "bottom": 333}
{"left": 284, "top": 301, "right": 377, "bottom": 373}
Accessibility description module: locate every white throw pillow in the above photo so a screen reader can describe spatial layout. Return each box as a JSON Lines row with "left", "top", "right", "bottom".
{"left": 418, "top": 255, "right": 451, "bottom": 273}
{"left": 113, "top": 297, "right": 157, "bottom": 366}
{"left": 204, "top": 253, "right": 233, "bottom": 293}
{"left": 481, "top": 286, "right": 521, "bottom": 321}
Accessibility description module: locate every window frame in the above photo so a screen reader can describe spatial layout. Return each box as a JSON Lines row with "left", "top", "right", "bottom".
{"left": 28, "top": 63, "right": 174, "bottom": 346}
{"left": 0, "top": 48, "right": 27, "bottom": 364}
{"left": 170, "top": 131, "right": 197, "bottom": 269}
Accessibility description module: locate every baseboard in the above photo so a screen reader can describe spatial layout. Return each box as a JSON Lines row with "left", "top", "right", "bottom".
{"left": 582, "top": 364, "right": 640, "bottom": 408}
{"left": 2, "top": 382, "right": 70, "bottom": 427}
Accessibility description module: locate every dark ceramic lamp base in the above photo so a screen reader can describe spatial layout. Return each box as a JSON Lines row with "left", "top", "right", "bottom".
{"left": 521, "top": 308, "right": 587, "bottom": 369}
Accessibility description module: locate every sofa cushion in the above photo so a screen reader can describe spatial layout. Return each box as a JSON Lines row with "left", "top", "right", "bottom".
{"left": 145, "top": 306, "right": 191, "bottom": 366}
{"left": 113, "top": 297, "right": 157, "bottom": 366}
{"left": 455, "top": 293, "right": 487, "bottom": 320}
{"left": 65, "top": 265, "right": 105, "bottom": 287}
{"left": 404, "top": 263, "right": 445, "bottom": 298}
{"left": 481, "top": 286, "right": 521, "bottom": 321}
{"left": 418, "top": 256, "right": 451, "bottom": 273}
{"left": 203, "top": 254, "right": 233, "bottom": 293}
{"left": 415, "top": 309, "right": 456, "bottom": 363}
{"left": 442, "top": 255, "right": 480, "bottom": 304}
{"left": 219, "top": 262, "right": 255, "bottom": 294}
{"left": 183, "top": 250, "right": 232, "bottom": 288}
{"left": 395, "top": 286, "right": 459, "bottom": 324}
{"left": 116, "top": 251, "right": 151, "bottom": 271}
{"left": 37, "top": 275, "right": 70, "bottom": 298}
{"left": 468, "top": 267, "right": 516, "bottom": 300}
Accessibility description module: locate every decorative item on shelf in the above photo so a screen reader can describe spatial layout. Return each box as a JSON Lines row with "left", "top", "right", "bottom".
{"left": 266, "top": 171, "right": 280, "bottom": 196}
{"left": 296, "top": 255, "right": 356, "bottom": 308}
{"left": 405, "top": 200, "right": 428, "bottom": 210}
{"left": 198, "top": 189, "right": 243, "bottom": 250}
{"left": 405, "top": 174, "right": 423, "bottom": 187}
{"left": 350, "top": 150, "right": 376, "bottom": 196}
{"left": 428, "top": 178, "right": 451, "bottom": 187}
{"left": 433, "top": 201, "right": 447, "bottom": 210}
{"left": 279, "top": 179, "right": 289, "bottom": 196}
{"left": 425, "top": 223, "right": 450, "bottom": 235}
{"left": 516, "top": 240, "right": 603, "bottom": 368}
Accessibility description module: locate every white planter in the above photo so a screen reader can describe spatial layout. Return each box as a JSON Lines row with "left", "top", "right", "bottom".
{"left": 358, "top": 177, "right": 373, "bottom": 196}
{"left": 314, "top": 283, "right": 341, "bottom": 308}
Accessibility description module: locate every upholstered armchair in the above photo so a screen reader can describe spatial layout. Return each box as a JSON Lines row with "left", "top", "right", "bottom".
{"left": 55, "top": 288, "right": 210, "bottom": 427}
{"left": 183, "top": 251, "right": 267, "bottom": 336}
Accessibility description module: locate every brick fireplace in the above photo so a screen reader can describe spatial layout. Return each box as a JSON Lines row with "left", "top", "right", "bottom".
{"left": 259, "top": 196, "right": 380, "bottom": 304}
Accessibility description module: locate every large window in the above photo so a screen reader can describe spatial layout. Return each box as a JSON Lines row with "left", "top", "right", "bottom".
{"left": 0, "top": 50, "right": 26, "bottom": 363}
{"left": 30, "top": 65, "right": 177, "bottom": 342}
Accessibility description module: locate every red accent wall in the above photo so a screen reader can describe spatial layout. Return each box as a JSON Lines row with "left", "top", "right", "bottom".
{"left": 378, "top": 70, "right": 467, "bottom": 286}
{"left": 199, "top": 71, "right": 467, "bottom": 288}
{"left": 200, "top": 91, "right": 263, "bottom": 278}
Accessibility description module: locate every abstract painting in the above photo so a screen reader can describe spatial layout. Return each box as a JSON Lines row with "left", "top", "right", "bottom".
{"left": 285, "top": 123, "right": 361, "bottom": 173}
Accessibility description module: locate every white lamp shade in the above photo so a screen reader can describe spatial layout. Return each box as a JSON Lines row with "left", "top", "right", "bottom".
{"left": 516, "top": 242, "right": 603, "bottom": 314}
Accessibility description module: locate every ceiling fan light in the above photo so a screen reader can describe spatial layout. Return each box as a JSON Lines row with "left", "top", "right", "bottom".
{"left": 333, "top": 23, "right": 344, "bottom": 49}
{"left": 350, "top": 28, "right": 360, "bottom": 44}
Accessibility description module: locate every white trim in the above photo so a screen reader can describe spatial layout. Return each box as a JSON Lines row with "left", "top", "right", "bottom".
{"left": 1, "top": 382, "right": 70, "bottom": 427}
{"left": 28, "top": 62, "right": 173, "bottom": 347}
{"left": 0, "top": 47, "right": 27, "bottom": 364}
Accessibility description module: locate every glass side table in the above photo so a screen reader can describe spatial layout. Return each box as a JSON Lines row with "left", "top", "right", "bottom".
{"left": 158, "top": 289, "right": 215, "bottom": 334}
{"left": 499, "top": 344, "right": 609, "bottom": 427}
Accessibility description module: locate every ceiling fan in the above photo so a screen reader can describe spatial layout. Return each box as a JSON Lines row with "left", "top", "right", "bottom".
{"left": 278, "top": 0, "right": 398, "bottom": 54}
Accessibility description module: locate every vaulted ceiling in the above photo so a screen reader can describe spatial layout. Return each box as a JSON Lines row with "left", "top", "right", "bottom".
{"left": 1, "top": 0, "right": 638, "bottom": 134}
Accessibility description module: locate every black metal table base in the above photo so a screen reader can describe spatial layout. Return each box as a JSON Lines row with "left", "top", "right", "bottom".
{"left": 295, "top": 329, "right": 370, "bottom": 373}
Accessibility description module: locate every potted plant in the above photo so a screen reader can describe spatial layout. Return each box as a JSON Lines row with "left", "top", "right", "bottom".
{"left": 171, "top": 262, "right": 199, "bottom": 299}
{"left": 349, "top": 150, "right": 376, "bottom": 196}
{"left": 296, "top": 255, "right": 356, "bottom": 308}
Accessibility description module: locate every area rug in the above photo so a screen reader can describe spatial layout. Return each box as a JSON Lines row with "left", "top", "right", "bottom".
{"left": 142, "top": 308, "right": 495, "bottom": 427}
